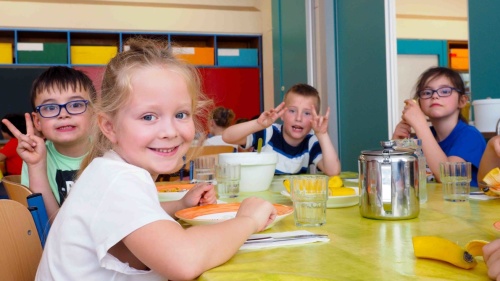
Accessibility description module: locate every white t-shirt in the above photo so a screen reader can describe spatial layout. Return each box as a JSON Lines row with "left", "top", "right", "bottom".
{"left": 36, "top": 150, "right": 176, "bottom": 281}
{"left": 203, "top": 135, "right": 238, "bottom": 149}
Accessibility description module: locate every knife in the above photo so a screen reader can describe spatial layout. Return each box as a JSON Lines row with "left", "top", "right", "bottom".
{"left": 244, "top": 234, "right": 328, "bottom": 244}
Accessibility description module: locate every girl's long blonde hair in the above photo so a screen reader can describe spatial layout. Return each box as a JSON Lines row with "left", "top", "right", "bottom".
{"left": 79, "top": 37, "right": 213, "bottom": 174}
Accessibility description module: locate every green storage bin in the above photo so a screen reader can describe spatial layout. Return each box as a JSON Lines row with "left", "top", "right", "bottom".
{"left": 17, "top": 42, "right": 67, "bottom": 64}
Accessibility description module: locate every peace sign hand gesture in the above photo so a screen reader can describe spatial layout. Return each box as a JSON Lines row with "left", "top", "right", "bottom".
{"left": 311, "top": 106, "right": 330, "bottom": 135}
{"left": 257, "top": 102, "right": 286, "bottom": 129}
{"left": 1, "top": 113, "right": 46, "bottom": 166}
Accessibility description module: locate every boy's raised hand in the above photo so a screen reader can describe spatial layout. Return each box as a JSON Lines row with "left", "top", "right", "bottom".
{"left": 257, "top": 102, "right": 286, "bottom": 128}
{"left": 311, "top": 106, "right": 330, "bottom": 135}
{"left": 1, "top": 113, "right": 46, "bottom": 165}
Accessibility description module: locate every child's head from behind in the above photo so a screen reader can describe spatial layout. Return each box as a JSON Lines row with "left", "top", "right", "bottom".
{"left": 414, "top": 67, "right": 467, "bottom": 122}
{"left": 83, "top": 37, "right": 212, "bottom": 177}
{"left": 1, "top": 113, "right": 26, "bottom": 139}
{"left": 210, "top": 106, "right": 235, "bottom": 132}
{"left": 281, "top": 83, "right": 320, "bottom": 143}
{"left": 30, "top": 66, "right": 97, "bottom": 146}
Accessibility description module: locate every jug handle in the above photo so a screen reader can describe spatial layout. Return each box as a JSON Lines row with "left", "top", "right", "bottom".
{"left": 496, "top": 118, "right": 500, "bottom": 135}
{"left": 381, "top": 161, "right": 392, "bottom": 213}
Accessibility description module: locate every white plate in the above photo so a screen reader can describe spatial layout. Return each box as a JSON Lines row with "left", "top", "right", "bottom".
{"left": 158, "top": 191, "right": 188, "bottom": 202}
{"left": 281, "top": 188, "right": 359, "bottom": 208}
{"left": 175, "top": 203, "right": 294, "bottom": 230}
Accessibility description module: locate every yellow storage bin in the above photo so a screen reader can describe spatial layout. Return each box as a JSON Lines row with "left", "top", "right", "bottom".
{"left": 450, "top": 48, "right": 469, "bottom": 70}
{"left": 71, "top": 46, "right": 118, "bottom": 65}
{"left": 0, "top": 43, "right": 13, "bottom": 64}
{"left": 173, "top": 47, "right": 214, "bottom": 65}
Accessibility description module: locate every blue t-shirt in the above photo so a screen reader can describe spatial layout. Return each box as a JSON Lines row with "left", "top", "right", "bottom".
{"left": 246, "top": 124, "right": 322, "bottom": 174}
{"left": 430, "top": 120, "right": 486, "bottom": 186}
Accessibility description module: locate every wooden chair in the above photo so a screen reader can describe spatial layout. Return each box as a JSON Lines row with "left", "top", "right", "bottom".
{"left": 0, "top": 199, "right": 43, "bottom": 281}
{"left": 2, "top": 175, "right": 31, "bottom": 207}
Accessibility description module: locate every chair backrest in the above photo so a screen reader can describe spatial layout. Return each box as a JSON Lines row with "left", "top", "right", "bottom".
{"left": 0, "top": 199, "right": 43, "bottom": 281}
{"left": 187, "top": 145, "right": 236, "bottom": 159}
{"left": 2, "top": 175, "right": 32, "bottom": 207}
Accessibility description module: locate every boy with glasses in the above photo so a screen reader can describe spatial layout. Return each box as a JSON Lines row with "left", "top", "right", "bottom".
{"left": 2, "top": 66, "right": 96, "bottom": 222}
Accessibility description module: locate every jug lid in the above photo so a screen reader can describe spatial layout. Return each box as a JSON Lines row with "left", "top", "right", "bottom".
{"left": 361, "top": 140, "right": 413, "bottom": 156}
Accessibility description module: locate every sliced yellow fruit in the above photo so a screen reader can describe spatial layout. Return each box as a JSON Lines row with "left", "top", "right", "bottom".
{"left": 412, "top": 236, "right": 477, "bottom": 269}
{"left": 465, "top": 240, "right": 489, "bottom": 257}
{"left": 283, "top": 179, "right": 290, "bottom": 193}
{"left": 328, "top": 176, "right": 343, "bottom": 188}
{"left": 483, "top": 167, "right": 500, "bottom": 187}
{"left": 329, "top": 187, "right": 356, "bottom": 196}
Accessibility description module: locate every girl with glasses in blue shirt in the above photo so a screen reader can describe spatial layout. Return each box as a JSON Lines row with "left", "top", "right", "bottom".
{"left": 392, "top": 66, "right": 485, "bottom": 187}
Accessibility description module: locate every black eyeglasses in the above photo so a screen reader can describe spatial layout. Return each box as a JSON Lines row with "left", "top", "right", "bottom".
{"left": 35, "top": 100, "right": 90, "bottom": 118}
{"left": 417, "top": 87, "right": 461, "bottom": 99}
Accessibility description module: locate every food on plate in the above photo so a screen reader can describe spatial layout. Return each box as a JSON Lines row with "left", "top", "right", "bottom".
{"left": 412, "top": 236, "right": 477, "bottom": 269}
{"left": 483, "top": 167, "right": 500, "bottom": 188}
{"left": 283, "top": 179, "right": 290, "bottom": 193}
{"left": 156, "top": 182, "right": 195, "bottom": 193}
{"left": 327, "top": 176, "right": 355, "bottom": 196}
{"left": 328, "top": 176, "right": 343, "bottom": 188}
{"left": 329, "top": 187, "right": 356, "bottom": 196}
{"left": 464, "top": 240, "right": 489, "bottom": 257}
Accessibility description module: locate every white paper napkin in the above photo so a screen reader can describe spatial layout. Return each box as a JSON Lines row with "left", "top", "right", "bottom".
{"left": 239, "top": 230, "right": 330, "bottom": 250}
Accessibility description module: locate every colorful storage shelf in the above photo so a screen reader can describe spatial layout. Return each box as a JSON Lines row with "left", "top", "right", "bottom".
{"left": 70, "top": 46, "right": 118, "bottom": 65}
{"left": 173, "top": 47, "right": 214, "bottom": 65}
{"left": 17, "top": 42, "right": 67, "bottom": 64}
{"left": 450, "top": 48, "right": 469, "bottom": 70}
{"left": 217, "top": 48, "right": 258, "bottom": 66}
{"left": 0, "top": 43, "right": 13, "bottom": 64}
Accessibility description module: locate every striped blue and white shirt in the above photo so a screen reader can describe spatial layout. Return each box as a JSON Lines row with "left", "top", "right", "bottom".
{"left": 245, "top": 124, "right": 322, "bottom": 174}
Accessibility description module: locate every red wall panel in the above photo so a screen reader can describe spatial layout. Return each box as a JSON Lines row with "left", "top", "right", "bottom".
{"left": 198, "top": 68, "right": 261, "bottom": 121}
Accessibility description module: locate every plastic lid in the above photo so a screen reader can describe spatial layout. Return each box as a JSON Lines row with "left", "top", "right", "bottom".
{"left": 472, "top": 98, "right": 500, "bottom": 105}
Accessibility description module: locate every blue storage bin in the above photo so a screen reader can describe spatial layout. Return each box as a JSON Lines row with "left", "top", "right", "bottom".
{"left": 217, "top": 48, "right": 258, "bottom": 66}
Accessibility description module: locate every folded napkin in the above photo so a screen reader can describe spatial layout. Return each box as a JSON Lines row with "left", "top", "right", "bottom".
{"left": 240, "top": 230, "right": 330, "bottom": 251}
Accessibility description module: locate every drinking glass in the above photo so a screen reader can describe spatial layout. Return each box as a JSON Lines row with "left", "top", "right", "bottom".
{"left": 439, "top": 162, "right": 472, "bottom": 202}
{"left": 290, "top": 175, "right": 328, "bottom": 227}
{"left": 215, "top": 163, "right": 240, "bottom": 198}
{"left": 192, "top": 156, "right": 216, "bottom": 184}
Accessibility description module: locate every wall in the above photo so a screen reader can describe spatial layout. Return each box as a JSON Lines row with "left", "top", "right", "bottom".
{"left": 0, "top": 0, "right": 276, "bottom": 109}
{"left": 334, "top": 0, "right": 388, "bottom": 171}
{"left": 395, "top": 0, "right": 468, "bottom": 40}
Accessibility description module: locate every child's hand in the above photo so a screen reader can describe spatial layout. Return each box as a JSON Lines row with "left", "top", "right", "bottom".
{"left": 311, "top": 106, "right": 330, "bottom": 135}
{"left": 401, "top": 99, "right": 427, "bottom": 129}
{"left": 392, "top": 121, "right": 412, "bottom": 139}
{"left": 1, "top": 113, "right": 46, "bottom": 166}
{"left": 489, "top": 136, "right": 500, "bottom": 158}
{"left": 257, "top": 102, "right": 286, "bottom": 128}
{"left": 181, "top": 183, "right": 217, "bottom": 207}
{"left": 483, "top": 239, "right": 500, "bottom": 280}
{"left": 236, "top": 197, "right": 277, "bottom": 232}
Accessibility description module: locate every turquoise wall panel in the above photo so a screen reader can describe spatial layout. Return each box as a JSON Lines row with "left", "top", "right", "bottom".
{"left": 397, "top": 39, "right": 448, "bottom": 67}
{"left": 334, "top": 0, "right": 388, "bottom": 171}
{"left": 469, "top": 0, "right": 500, "bottom": 100}
{"left": 272, "top": 0, "right": 308, "bottom": 106}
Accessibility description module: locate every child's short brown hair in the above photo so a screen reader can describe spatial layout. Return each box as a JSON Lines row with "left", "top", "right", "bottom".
{"left": 30, "top": 66, "right": 97, "bottom": 110}
{"left": 284, "top": 83, "right": 320, "bottom": 112}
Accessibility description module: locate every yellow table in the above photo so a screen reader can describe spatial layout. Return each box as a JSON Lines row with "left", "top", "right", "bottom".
{"left": 197, "top": 184, "right": 500, "bottom": 280}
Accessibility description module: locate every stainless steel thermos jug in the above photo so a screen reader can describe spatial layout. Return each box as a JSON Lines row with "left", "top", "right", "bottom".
{"left": 358, "top": 140, "right": 420, "bottom": 220}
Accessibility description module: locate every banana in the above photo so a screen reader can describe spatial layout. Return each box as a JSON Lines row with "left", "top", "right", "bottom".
{"left": 412, "top": 236, "right": 477, "bottom": 269}
{"left": 465, "top": 240, "right": 489, "bottom": 257}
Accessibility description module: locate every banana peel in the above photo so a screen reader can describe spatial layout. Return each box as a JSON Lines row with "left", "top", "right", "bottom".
{"left": 412, "top": 236, "right": 477, "bottom": 269}
{"left": 465, "top": 240, "right": 489, "bottom": 257}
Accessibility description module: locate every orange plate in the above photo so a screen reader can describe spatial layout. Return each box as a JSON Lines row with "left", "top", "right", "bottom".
{"left": 156, "top": 181, "right": 195, "bottom": 193}
{"left": 175, "top": 203, "right": 294, "bottom": 230}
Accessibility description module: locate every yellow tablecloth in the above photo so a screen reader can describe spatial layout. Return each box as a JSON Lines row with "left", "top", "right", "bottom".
{"left": 197, "top": 183, "right": 500, "bottom": 281}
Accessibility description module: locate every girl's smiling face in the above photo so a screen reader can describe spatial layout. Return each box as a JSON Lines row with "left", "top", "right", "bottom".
{"left": 101, "top": 66, "right": 195, "bottom": 178}
{"left": 419, "top": 75, "right": 466, "bottom": 121}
